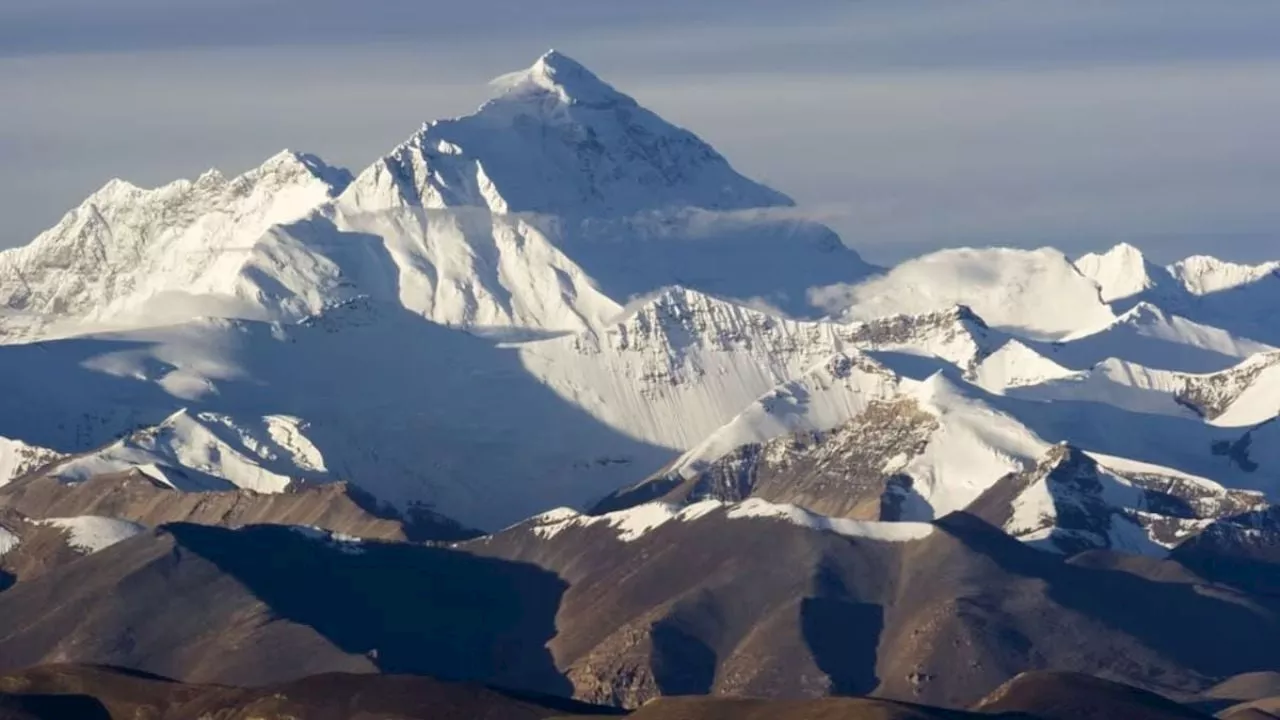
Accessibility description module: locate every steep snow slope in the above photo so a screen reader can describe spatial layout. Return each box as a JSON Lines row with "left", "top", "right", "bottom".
{"left": 989, "top": 390, "right": 1280, "bottom": 500}
{"left": 0, "top": 151, "right": 351, "bottom": 340}
{"left": 519, "top": 293, "right": 1001, "bottom": 450}
{"left": 614, "top": 345, "right": 1280, "bottom": 530}
{"left": 1171, "top": 256, "right": 1280, "bottom": 346}
{"left": 248, "top": 208, "right": 626, "bottom": 337}
{"left": 826, "top": 247, "right": 1114, "bottom": 340}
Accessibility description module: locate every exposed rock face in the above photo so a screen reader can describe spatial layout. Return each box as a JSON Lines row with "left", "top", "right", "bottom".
{"left": 609, "top": 396, "right": 937, "bottom": 521}
{"left": 1175, "top": 352, "right": 1280, "bottom": 419}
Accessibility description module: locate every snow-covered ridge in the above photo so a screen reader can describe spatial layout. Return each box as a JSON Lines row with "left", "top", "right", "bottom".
{"left": 987, "top": 347, "right": 1280, "bottom": 423}
{"left": 1074, "top": 242, "right": 1280, "bottom": 302}
{"left": 1052, "top": 301, "right": 1275, "bottom": 373}
{"left": 1171, "top": 255, "right": 1280, "bottom": 296}
{"left": 993, "top": 443, "right": 1268, "bottom": 557}
{"left": 826, "top": 247, "right": 1116, "bottom": 340}
{"left": 0, "top": 150, "right": 351, "bottom": 340}
{"left": 37, "top": 516, "right": 147, "bottom": 554}
{"left": 521, "top": 498, "right": 933, "bottom": 543}
{"left": 44, "top": 410, "right": 324, "bottom": 494}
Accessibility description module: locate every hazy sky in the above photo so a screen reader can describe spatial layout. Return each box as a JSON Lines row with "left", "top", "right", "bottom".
{"left": 3, "top": 0, "right": 1279, "bottom": 264}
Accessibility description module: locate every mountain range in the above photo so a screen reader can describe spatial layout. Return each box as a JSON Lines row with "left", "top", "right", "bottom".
{"left": 1, "top": 50, "right": 1278, "bottom": 716}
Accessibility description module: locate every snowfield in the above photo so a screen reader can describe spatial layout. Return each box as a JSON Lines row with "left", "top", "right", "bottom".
{"left": 37, "top": 516, "right": 147, "bottom": 554}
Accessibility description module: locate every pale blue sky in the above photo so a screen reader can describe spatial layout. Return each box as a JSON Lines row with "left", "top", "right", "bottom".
{"left": 3, "top": 0, "right": 1279, "bottom": 263}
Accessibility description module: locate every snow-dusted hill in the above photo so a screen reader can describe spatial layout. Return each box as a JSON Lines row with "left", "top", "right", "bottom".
{"left": 0, "top": 51, "right": 1276, "bottom": 546}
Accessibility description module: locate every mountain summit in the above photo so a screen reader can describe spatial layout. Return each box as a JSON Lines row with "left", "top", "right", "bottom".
{"left": 493, "top": 49, "right": 629, "bottom": 106}
{"left": 339, "top": 50, "right": 794, "bottom": 217}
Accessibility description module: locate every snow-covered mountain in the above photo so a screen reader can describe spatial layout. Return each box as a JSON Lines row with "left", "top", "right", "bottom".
{"left": 0, "top": 151, "right": 352, "bottom": 341}
{"left": 1073, "top": 242, "right": 1280, "bottom": 345}
{"left": 968, "top": 443, "right": 1270, "bottom": 556}
{"left": 0, "top": 51, "right": 1277, "bottom": 549}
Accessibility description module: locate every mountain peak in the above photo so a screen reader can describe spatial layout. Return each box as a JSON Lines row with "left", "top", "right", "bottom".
{"left": 254, "top": 150, "right": 353, "bottom": 195}
{"left": 1074, "top": 242, "right": 1167, "bottom": 304}
{"left": 1106, "top": 241, "right": 1145, "bottom": 260}
{"left": 1117, "top": 300, "right": 1168, "bottom": 324}
{"left": 1038, "top": 442, "right": 1100, "bottom": 478}
{"left": 343, "top": 51, "right": 793, "bottom": 217}
{"left": 489, "top": 50, "right": 627, "bottom": 109}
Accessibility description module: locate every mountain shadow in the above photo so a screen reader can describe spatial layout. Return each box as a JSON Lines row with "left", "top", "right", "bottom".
{"left": 0, "top": 221, "right": 678, "bottom": 530}
{"left": 162, "top": 523, "right": 572, "bottom": 696}
{"left": 649, "top": 622, "right": 717, "bottom": 696}
{"left": 0, "top": 693, "right": 112, "bottom": 720}
{"left": 1170, "top": 507, "right": 1280, "bottom": 596}
{"left": 801, "top": 597, "right": 882, "bottom": 696}
{"left": 931, "top": 513, "right": 1280, "bottom": 682}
